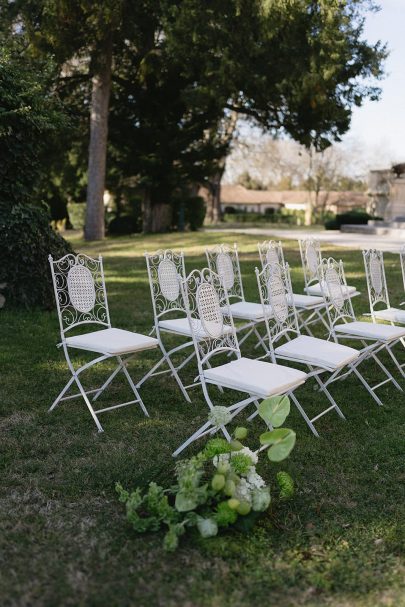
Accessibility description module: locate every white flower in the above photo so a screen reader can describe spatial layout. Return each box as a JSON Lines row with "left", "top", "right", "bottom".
{"left": 246, "top": 468, "right": 266, "bottom": 490}
{"left": 197, "top": 517, "right": 218, "bottom": 538}
{"left": 236, "top": 447, "right": 258, "bottom": 466}
{"left": 213, "top": 453, "right": 230, "bottom": 468}
{"left": 233, "top": 478, "right": 252, "bottom": 505}
{"left": 252, "top": 487, "right": 271, "bottom": 512}
{"left": 208, "top": 406, "right": 232, "bottom": 428}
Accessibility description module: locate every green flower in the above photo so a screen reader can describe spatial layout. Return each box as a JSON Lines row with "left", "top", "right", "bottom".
{"left": 208, "top": 406, "right": 232, "bottom": 428}
{"left": 197, "top": 517, "right": 218, "bottom": 538}
{"left": 204, "top": 438, "right": 233, "bottom": 458}
{"left": 277, "top": 471, "right": 294, "bottom": 500}
{"left": 214, "top": 501, "right": 238, "bottom": 527}
{"left": 231, "top": 453, "right": 253, "bottom": 476}
{"left": 252, "top": 487, "right": 271, "bottom": 512}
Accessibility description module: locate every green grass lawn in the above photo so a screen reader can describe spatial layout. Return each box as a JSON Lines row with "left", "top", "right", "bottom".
{"left": 1, "top": 231, "right": 404, "bottom": 607}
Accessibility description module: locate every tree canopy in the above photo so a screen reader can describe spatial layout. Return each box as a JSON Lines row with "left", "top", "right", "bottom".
{"left": 0, "top": 0, "right": 387, "bottom": 233}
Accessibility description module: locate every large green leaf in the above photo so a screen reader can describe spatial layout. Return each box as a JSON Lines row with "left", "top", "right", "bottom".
{"left": 258, "top": 395, "right": 290, "bottom": 427}
{"left": 259, "top": 428, "right": 296, "bottom": 462}
{"left": 175, "top": 492, "right": 198, "bottom": 512}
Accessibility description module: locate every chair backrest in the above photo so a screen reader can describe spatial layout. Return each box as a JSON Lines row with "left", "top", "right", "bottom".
{"left": 362, "top": 249, "right": 390, "bottom": 318}
{"left": 205, "top": 243, "right": 245, "bottom": 302}
{"left": 400, "top": 245, "right": 405, "bottom": 296}
{"left": 145, "top": 249, "right": 187, "bottom": 322}
{"left": 318, "top": 257, "right": 356, "bottom": 337}
{"left": 49, "top": 253, "right": 111, "bottom": 337}
{"left": 257, "top": 240, "right": 285, "bottom": 270}
{"left": 255, "top": 261, "right": 300, "bottom": 363}
{"left": 179, "top": 267, "right": 240, "bottom": 370}
{"left": 298, "top": 237, "right": 322, "bottom": 289}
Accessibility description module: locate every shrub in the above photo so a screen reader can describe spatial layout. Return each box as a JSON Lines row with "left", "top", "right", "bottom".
{"left": 172, "top": 195, "right": 206, "bottom": 231}
{"left": 108, "top": 214, "right": 141, "bottom": 235}
{"left": 0, "top": 202, "right": 73, "bottom": 309}
{"left": 324, "top": 210, "right": 381, "bottom": 230}
{"left": 67, "top": 202, "right": 86, "bottom": 230}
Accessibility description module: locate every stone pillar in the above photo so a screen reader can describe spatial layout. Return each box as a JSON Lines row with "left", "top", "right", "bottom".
{"left": 386, "top": 178, "right": 405, "bottom": 221}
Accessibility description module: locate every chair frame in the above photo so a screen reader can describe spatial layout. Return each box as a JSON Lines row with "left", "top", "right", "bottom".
{"left": 49, "top": 253, "right": 151, "bottom": 432}
{"left": 205, "top": 243, "right": 267, "bottom": 351}
{"left": 362, "top": 248, "right": 405, "bottom": 375}
{"left": 173, "top": 267, "right": 305, "bottom": 457}
{"left": 319, "top": 256, "right": 403, "bottom": 405}
{"left": 255, "top": 260, "right": 361, "bottom": 436}
{"left": 400, "top": 245, "right": 405, "bottom": 306}
{"left": 137, "top": 249, "right": 199, "bottom": 401}
{"left": 258, "top": 239, "right": 327, "bottom": 337}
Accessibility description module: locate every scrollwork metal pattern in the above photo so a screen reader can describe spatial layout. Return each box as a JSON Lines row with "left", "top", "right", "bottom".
{"left": 256, "top": 262, "right": 300, "bottom": 342}
{"left": 318, "top": 258, "right": 356, "bottom": 329}
{"left": 362, "top": 249, "right": 389, "bottom": 311}
{"left": 205, "top": 244, "right": 244, "bottom": 301}
{"left": 49, "top": 253, "right": 110, "bottom": 334}
{"left": 180, "top": 268, "right": 239, "bottom": 365}
{"left": 257, "top": 240, "right": 285, "bottom": 270}
{"left": 145, "top": 249, "right": 187, "bottom": 319}
{"left": 299, "top": 237, "right": 322, "bottom": 288}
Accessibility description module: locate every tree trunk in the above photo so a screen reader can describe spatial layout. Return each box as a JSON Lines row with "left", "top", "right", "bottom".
{"left": 85, "top": 35, "right": 113, "bottom": 241}
{"left": 205, "top": 168, "right": 224, "bottom": 224}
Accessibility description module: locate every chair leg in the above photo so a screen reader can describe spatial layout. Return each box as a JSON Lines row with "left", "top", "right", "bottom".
{"left": 313, "top": 373, "right": 346, "bottom": 420}
{"left": 73, "top": 373, "right": 104, "bottom": 432}
{"left": 117, "top": 356, "right": 149, "bottom": 417}
{"left": 49, "top": 375, "right": 76, "bottom": 411}
{"left": 289, "top": 392, "right": 320, "bottom": 437}
{"left": 385, "top": 343, "right": 405, "bottom": 378}
{"left": 349, "top": 363, "right": 383, "bottom": 406}
{"left": 370, "top": 350, "right": 403, "bottom": 392}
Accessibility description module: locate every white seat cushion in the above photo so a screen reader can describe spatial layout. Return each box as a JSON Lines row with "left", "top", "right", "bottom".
{"left": 159, "top": 317, "right": 194, "bottom": 337}
{"left": 159, "top": 317, "right": 232, "bottom": 339}
{"left": 374, "top": 307, "right": 405, "bottom": 324}
{"left": 203, "top": 357, "right": 306, "bottom": 397}
{"left": 305, "top": 282, "right": 357, "bottom": 298}
{"left": 291, "top": 293, "right": 324, "bottom": 308}
{"left": 228, "top": 301, "right": 265, "bottom": 320}
{"left": 275, "top": 335, "right": 359, "bottom": 369}
{"left": 335, "top": 321, "right": 405, "bottom": 342}
{"left": 65, "top": 328, "right": 158, "bottom": 355}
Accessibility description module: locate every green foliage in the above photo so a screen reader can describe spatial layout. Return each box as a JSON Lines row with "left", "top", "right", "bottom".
{"left": 325, "top": 210, "right": 381, "bottom": 230}
{"left": 0, "top": 202, "right": 73, "bottom": 308}
{"left": 259, "top": 395, "right": 291, "bottom": 428}
{"left": 116, "top": 423, "right": 290, "bottom": 551}
{"left": 260, "top": 428, "right": 297, "bottom": 462}
{"left": 0, "top": 44, "right": 68, "bottom": 207}
{"left": 67, "top": 203, "right": 86, "bottom": 230}
{"left": 277, "top": 471, "right": 295, "bottom": 501}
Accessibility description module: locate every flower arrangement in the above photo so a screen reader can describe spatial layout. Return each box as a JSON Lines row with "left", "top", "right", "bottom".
{"left": 116, "top": 395, "right": 295, "bottom": 551}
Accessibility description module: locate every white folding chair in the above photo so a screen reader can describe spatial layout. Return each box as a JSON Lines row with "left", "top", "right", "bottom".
{"left": 48, "top": 253, "right": 158, "bottom": 432}
{"left": 298, "top": 237, "right": 359, "bottom": 299}
{"left": 255, "top": 260, "right": 363, "bottom": 436}
{"left": 400, "top": 245, "right": 405, "bottom": 306}
{"left": 318, "top": 256, "right": 405, "bottom": 406}
{"left": 173, "top": 267, "right": 307, "bottom": 456}
{"left": 135, "top": 249, "right": 201, "bottom": 402}
{"left": 362, "top": 248, "right": 405, "bottom": 375}
{"left": 258, "top": 239, "right": 326, "bottom": 337}
{"left": 205, "top": 243, "right": 267, "bottom": 351}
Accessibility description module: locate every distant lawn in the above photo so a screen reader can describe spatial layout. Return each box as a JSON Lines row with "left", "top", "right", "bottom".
{"left": 1, "top": 231, "right": 404, "bottom": 607}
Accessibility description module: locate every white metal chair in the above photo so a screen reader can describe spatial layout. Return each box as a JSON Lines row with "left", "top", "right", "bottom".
{"left": 258, "top": 239, "right": 326, "bottom": 336}
{"left": 255, "top": 260, "right": 362, "bottom": 436}
{"left": 318, "top": 256, "right": 405, "bottom": 406}
{"left": 362, "top": 248, "right": 405, "bottom": 375}
{"left": 400, "top": 245, "right": 405, "bottom": 306}
{"left": 363, "top": 249, "right": 405, "bottom": 325}
{"left": 205, "top": 243, "right": 267, "bottom": 351}
{"left": 173, "top": 267, "right": 307, "bottom": 456}
{"left": 137, "top": 249, "right": 198, "bottom": 402}
{"left": 298, "top": 237, "right": 359, "bottom": 299}
{"left": 48, "top": 253, "right": 158, "bottom": 432}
